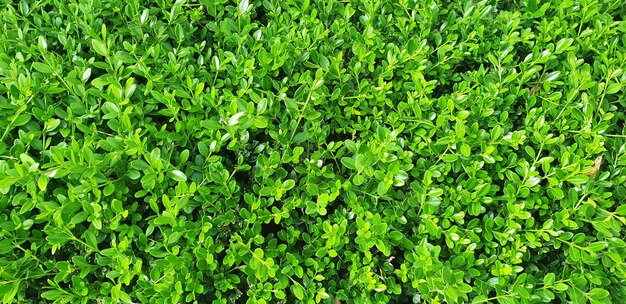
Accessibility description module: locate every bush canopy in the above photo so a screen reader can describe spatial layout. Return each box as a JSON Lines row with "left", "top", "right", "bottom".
{"left": 1, "top": 0, "right": 626, "bottom": 303}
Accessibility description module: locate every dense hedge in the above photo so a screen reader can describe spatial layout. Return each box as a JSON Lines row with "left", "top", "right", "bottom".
{"left": 1, "top": 0, "right": 626, "bottom": 303}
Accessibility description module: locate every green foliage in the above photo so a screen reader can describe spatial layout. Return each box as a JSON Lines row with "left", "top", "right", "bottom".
{"left": 1, "top": 0, "right": 626, "bottom": 303}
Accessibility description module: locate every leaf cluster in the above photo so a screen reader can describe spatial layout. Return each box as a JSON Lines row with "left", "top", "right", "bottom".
{"left": 1, "top": 0, "right": 626, "bottom": 303}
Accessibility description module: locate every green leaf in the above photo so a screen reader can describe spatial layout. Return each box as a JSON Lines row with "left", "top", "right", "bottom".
{"left": 455, "top": 121, "right": 466, "bottom": 138}
{"left": 460, "top": 143, "right": 471, "bottom": 157}
{"left": 444, "top": 286, "right": 458, "bottom": 302}
{"left": 442, "top": 154, "right": 458, "bottom": 163}
{"left": 388, "top": 231, "right": 403, "bottom": 241}
{"left": 154, "top": 215, "right": 175, "bottom": 226}
{"left": 483, "top": 154, "right": 496, "bottom": 163}
{"left": 238, "top": 0, "right": 250, "bottom": 15}
{"left": 41, "top": 290, "right": 64, "bottom": 300}
{"left": 91, "top": 39, "right": 107, "bottom": 56}
{"left": 377, "top": 180, "right": 389, "bottom": 196}
{"left": 472, "top": 295, "right": 488, "bottom": 304}
{"left": 47, "top": 232, "right": 71, "bottom": 245}
{"left": 130, "top": 160, "right": 150, "bottom": 171}
{"left": 291, "top": 284, "right": 304, "bottom": 300}
{"left": 13, "top": 114, "right": 32, "bottom": 126}
{"left": 543, "top": 273, "right": 555, "bottom": 286}
{"left": 0, "top": 177, "right": 19, "bottom": 189}
{"left": 567, "top": 175, "right": 589, "bottom": 185}
{"left": 32, "top": 62, "right": 53, "bottom": 73}
{"left": 554, "top": 38, "right": 573, "bottom": 54}
{"left": 588, "top": 288, "right": 609, "bottom": 301}
{"left": 168, "top": 170, "right": 187, "bottom": 182}
{"left": 554, "top": 283, "right": 569, "bottom": 291}
{"left": 282, "top": 179, "right": 295, "bottom": 190}
{"left": 0, "top": 282, "right": 19, "bottom": 303}
{"left": 37, "top": 35, "right": 48, "bottom": 50}
{"left": 37, "top": 174, "right": 49, "bottom": 191}
{"left": 85, "top": 230, "right": 98, "bottom": 250}
{"left": 606, "top": 83, "right": 622, "bottom": 94}
{"left": 341, "top": 157, "right": 356, "bottom": 170}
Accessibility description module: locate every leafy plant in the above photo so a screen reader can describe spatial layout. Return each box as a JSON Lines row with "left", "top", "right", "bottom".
{"left": 1, "top": 0, "right": 626, "bottom": 303}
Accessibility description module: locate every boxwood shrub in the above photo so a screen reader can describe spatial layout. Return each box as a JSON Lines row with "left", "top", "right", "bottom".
{"left": 1, "top": 0, "right": 626, "bottom": 303}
